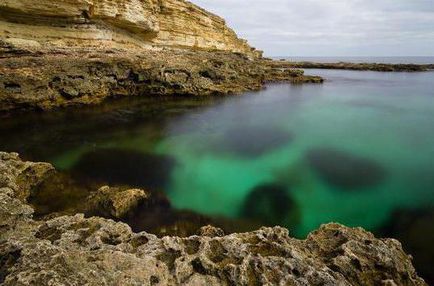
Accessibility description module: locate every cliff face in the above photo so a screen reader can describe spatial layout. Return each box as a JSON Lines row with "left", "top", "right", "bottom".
{"left": 0, "top": 0, "right": 322, "bottom": 113}
{"left": 0, "top": 152, "right": 427, "bottom": 285}
{"left": 0, "top": 0, "right": 260, "bottom": 57}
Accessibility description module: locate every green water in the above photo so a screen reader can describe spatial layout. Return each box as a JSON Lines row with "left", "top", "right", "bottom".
{"left": 1, "top": 69, "right": 434, "bottom": 238}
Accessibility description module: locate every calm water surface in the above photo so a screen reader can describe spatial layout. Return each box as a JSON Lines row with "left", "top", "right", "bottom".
{"left": 1, "top": 69, "right": 434, "bottom": 238}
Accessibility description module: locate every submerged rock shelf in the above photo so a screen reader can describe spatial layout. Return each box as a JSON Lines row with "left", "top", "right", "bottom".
{"left": 0, "top": 152, "right": 427, "bottom": 285}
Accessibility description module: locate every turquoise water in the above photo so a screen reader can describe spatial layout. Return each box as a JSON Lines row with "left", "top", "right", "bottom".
{"left": 2, "top": 68, "right": 433, "bottom": 282}
{"left": 157, "top": 69, "right": 434, "bottom": 236}
{"left": 1, "top": 69, "right": 434, "bottom": 238}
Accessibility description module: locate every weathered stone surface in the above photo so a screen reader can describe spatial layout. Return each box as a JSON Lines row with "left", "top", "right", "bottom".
{"left": 0, "top": 0, "right": 259, "bottom": 57}
{"left": 86, "top": 185, "right": 149, "bottom": 218}
{"left": 0, "top": 152, "right": 427, "bottom": 285}
{"left": 0, "top": 152, "right": 54, "bottom": 201}
{"left": 0, "top": 47, "right": 319, "bottom": 113}
{"left": 0, "top": 0, "right": 322, "bottom": 113}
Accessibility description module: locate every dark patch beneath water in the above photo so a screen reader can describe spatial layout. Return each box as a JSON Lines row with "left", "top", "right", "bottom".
{"left": 214, "top": 125, "right": 293, "bottom": 157}
{"left": 71, "top": 148, "right": 176, "bottom": 190}
{"left": 306, "top": 148, "right": 386, "bottom": 189}
{"left": 241, "top": 183, "right": 298, "bottom": 226}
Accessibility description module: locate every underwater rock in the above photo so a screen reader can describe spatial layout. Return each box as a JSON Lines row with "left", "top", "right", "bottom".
{"left": 241, "top": 183, "right": 298, "bottom": 226}
{"left": 86, "top": 186, "right": 150, "bottom": 218}
{"left": 216, "top": 126, "right": 293, "bottom": 157}
{"left": 0, "top": 152, "right": 427, "bottom": 285}
{"left": 0, "top": 152, "right": 54, "bottom": 202}
{"left": 306, "top": 148, "right": 386, "bottom": 189}
{"left": 72, "top": 148, "right": 176, "bottom": 190}
{"left": 378, "top": 208, "right": 434, "bottom": 285}
{"left": 28, "top": 172, "right": 94, "bottom": 217}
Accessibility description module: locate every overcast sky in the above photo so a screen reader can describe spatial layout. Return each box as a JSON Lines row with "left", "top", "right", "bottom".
{"left": 191, "top": 0, "right": 434, "bottom": 57}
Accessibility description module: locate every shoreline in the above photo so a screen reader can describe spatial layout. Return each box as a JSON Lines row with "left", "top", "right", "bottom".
{"left": 0, "top": 152, "right": 427, "bottom": 285}
{"left": 265, "top": 59, "right": 434, "bottom": 72}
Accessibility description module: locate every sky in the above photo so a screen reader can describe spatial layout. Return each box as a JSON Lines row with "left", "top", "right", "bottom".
{"left": 191, "top": 0, "right": 434, "bottom": 57}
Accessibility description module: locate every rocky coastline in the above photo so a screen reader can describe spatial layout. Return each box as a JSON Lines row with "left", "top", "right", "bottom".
{"left": 0, "top": 0, "right": 429, "bottom": 284}
{"left": 0, "top": 0, "right": 322, "bottom": 114}
{"left": 267, "top": 60, "right": 434, "bottom": 72}
{"left": 0, "top": 152, "right": 427, "bottom": 285}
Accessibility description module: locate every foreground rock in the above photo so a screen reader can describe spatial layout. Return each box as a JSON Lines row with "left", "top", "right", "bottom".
{"left": 0, "top": 0, "right": 322, "bottom": 113}
{"left": 0, "top": 152, "right": 427, "bottom": 285}
{"left": 266, "top": 59, "right": 434, "bottom": 72}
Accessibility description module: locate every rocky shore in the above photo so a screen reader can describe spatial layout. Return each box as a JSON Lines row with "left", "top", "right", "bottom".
{"left": 267, "top": 60, "right": 434, "bottom": 72}
{"left": 0, "top": 46, "right": 322, "bottom": 113}
{"left": 0, "top": 0, "right": 429, "bottom": 284}
{"left": 0, "top": 152, "right": 427, "bottom": 285}
{"left": 0, "top": 0, "right": 322, "bottom": 113}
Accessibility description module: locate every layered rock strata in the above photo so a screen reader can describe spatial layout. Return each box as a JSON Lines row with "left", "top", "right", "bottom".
{"left": 0, "top": 152, "right": 427, "bottom": 285}
{"left": 0, "top": 0, "right": 322, "bottom": 113}
{"left": 0, "top": 0, "right": 260, "bottom": 57}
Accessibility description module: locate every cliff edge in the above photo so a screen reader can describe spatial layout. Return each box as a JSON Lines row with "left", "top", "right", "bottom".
{"left": 0, "top": 0, "right": 322, "bottom": 113}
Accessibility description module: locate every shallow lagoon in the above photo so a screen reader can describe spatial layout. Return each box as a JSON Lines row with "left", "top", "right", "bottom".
{"left": 1, "top": 69, "right": 434, "bottom": 238}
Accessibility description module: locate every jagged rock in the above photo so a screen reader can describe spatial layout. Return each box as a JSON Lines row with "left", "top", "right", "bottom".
{"left": 86, "top": 186, "right": 149, "bottom": 218}
{"left": 0, "top": 152, "right": 54, "bottom": 201}
{"left": 0, "top": 0, "right": 259, "bottom": 57}
{"left": 0, "top": 152, "right": 427, "bottom": 285}
{"left": 198, "top": 225, "right": 225, "bottom": 238}
{"left": 0, "top": 0, "right": 321, "bottom": 113}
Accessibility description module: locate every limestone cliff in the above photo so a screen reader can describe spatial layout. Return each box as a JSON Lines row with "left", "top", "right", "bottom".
{"left": 0, "top": 0, "right": 323, "bottom": 113}
{"left": 0, "top": 0, "right": 260, "bottom": 57}
{"left": 0, "top": 152, "right": 427, "bottom": 285}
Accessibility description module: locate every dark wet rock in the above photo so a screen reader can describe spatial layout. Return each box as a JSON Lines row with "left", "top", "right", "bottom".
{"left": 377, "top": 208, "right": 434, "bottom": 285}
{"left": 241, "top": 183, "right": 298, "bottom": 227}
{"left": 216, "top": 126, "right": 293, "bottom": 157}
{"left": 0, "top": 152, "right": 54, "bottom": 201}
{"left": 0, "top": 152, "right": 427, "bottom": 285}
{"left": 72, "top": 148, "right": 176, "bottom": 190}
{"left": 28, "top": 172, "right": 93, "bottom": 217}
{"left": 306, "top": 148, "right": 386, "bottom": 189}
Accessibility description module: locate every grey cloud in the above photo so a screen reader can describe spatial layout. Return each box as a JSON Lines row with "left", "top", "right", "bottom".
{"left": 191, "top": 0, "right": 434, "bottom": 56}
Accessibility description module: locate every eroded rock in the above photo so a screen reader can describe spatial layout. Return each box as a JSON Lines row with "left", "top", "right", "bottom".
{"left": 0, "top": 152, "right": 427, "bottom": 285}
{"left": 86, "top": 186, "right": 150, "bottom": 218}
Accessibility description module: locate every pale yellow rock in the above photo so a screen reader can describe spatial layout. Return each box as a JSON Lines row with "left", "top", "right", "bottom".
{"left": 0, "top": 0, "right": 261, "bottom": 58}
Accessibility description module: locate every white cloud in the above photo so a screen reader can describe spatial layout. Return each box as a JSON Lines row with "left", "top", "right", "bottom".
{"left": 190, "top": 0, "right": 434, "bottom": 56}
